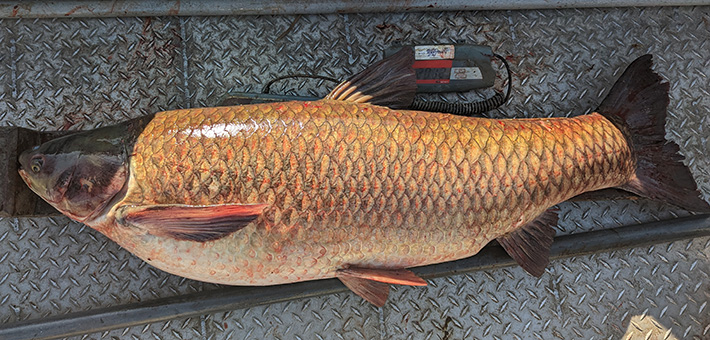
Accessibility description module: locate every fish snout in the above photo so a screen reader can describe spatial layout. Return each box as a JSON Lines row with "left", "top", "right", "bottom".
{"left": 18, "top": 147, "right": 40, "bottom": 189}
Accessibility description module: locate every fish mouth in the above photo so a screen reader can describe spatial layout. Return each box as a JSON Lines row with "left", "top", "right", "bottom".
{"left": 17, "top": 168, "right": 60, "bottom": 204}
{"left": 18, "top": 166, "right": 66, "bottom": 205}
{"left": 17, "top": 168, "right": 31, "bottom": 189}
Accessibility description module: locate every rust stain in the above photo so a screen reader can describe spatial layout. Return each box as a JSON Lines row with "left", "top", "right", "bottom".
{"left": 65, "top": 5, "right": 85, "bottom": 16}
{"left": 167, "top": 0, "right": 181, "bottom": 15}
{"left": 60, "top": 111, "right": 82, "bottom": 131}
{"left": 505, "top": 54, "right": 519, "bottom": 63}
{"left": 375, "top": 22, "right": 403, "bottom": 33}
{"left": 5, "top": 3, "right": 33, "bottom": 17}
{"left": 133, "top": 17, "right": 182, "bottom": 67}
{"left": 142, "top": 16, "right": 153, "bottom": 35}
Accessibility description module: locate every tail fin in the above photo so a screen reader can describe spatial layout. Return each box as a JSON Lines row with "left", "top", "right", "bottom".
{"left": 597, "top": 55, "right": 710, "bottom": 212}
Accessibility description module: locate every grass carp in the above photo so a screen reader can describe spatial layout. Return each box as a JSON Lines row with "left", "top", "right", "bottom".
{"left": 18, "top": 49, "right": 709, "bottom": 306}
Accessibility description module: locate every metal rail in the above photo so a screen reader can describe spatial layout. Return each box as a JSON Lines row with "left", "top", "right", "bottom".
{"left": 0, "top": 0, "right": 708, "bottom": 18}
{"left": 2, "top": 214, "right": 708, "bottom": 340}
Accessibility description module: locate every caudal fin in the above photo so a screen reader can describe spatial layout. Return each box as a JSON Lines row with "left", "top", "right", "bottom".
{"left": 597, "top": 55, "right": 710, "bottom": 212}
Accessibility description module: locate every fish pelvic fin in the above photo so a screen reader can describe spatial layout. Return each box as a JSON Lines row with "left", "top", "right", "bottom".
{"left": 497, "top": 209, "right": 558, "bottom": 277}
{"left": 324, "top": 47, "right": 416, "bottom": 108}
{"left": 597, "top": 55, "right": 710, "bottom": 212}
{"left": 118, "top": 203, "right": 268, "bottom": 242}
{"left": 336, "top": 266, "right": 427, "bottom": 307}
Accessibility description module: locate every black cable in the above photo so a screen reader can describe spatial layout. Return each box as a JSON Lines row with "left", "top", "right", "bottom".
{"left": 409, "top": 53, "right": 512, "bottom": 116}
{"left": 262, "top": 52, "right": 513, "bottom": 117}
{"left": 263, "top": 74, "right": 340, "bottom": 94}
{"left": 494, "top": 53, "right": 512, "bottom": 105}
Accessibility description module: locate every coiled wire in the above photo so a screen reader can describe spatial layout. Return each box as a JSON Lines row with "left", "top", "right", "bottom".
{"left": 409, "top": 92, "right": 506, "bottom": 116}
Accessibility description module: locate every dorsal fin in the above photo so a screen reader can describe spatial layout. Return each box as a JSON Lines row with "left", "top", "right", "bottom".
{"left": 325, "top": 47, "right": 416, "bottom": 108}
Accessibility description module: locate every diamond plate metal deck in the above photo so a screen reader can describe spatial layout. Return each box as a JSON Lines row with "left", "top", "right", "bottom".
{"left": 1, "top": 6, "right": 709, "bottom": 340}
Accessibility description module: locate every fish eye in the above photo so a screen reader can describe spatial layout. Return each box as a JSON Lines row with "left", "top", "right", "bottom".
{"left": 30, "top": 156, "right": 44, "bottom": 173}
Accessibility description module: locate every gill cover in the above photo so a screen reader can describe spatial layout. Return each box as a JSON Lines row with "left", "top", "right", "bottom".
{"left": 18, "top": 117, "right": 150, "bottom": 222}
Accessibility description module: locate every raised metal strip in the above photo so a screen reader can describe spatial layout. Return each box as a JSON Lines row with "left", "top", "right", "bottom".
{"left": 1, "top": 215, "right": 707, "bottom": 340}
{"left": 0, "top": 0, "right": 709, "bottom": 18}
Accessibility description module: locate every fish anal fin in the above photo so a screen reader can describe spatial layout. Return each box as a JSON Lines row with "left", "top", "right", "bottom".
{"left": 337, "top": 266, "right": 427, "bottom": 286}
{"left": 120, "top": 203, "right": 268, "bottom": 242}
{"left": 497, "top": 209, "right": 558, "bottom": 277}
{"left": 325, "top": 47, "right": 416, "bottom": 108}
{"left": 336, "top": 266, "right": 427, "bottom": 307}
{"left": 337, "top": 275, "right": 390, "bottom": 307}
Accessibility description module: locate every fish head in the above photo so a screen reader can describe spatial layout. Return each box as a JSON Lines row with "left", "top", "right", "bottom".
{"left": 18, "top": 130, "right": 129, "bottom": 223}
{"left": 18, "top": 144, "right": 80, "bottom": 206}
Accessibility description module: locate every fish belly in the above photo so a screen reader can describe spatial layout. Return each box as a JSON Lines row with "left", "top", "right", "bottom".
{"left": 109, "top": 100, "right": 634, "bottom": 285}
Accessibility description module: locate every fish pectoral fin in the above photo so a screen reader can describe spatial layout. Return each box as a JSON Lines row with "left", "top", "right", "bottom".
{"left": 324, "top": 47, "right": 416, "bottom": 109}
{"left": 119, "top": 203, "right": 268, "bottom": 242}
{"left": 497, "top": 209, "right": 558, "bottom": 277}
{"left": 336, "top": 267, "right": 427, "bottom": 307}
